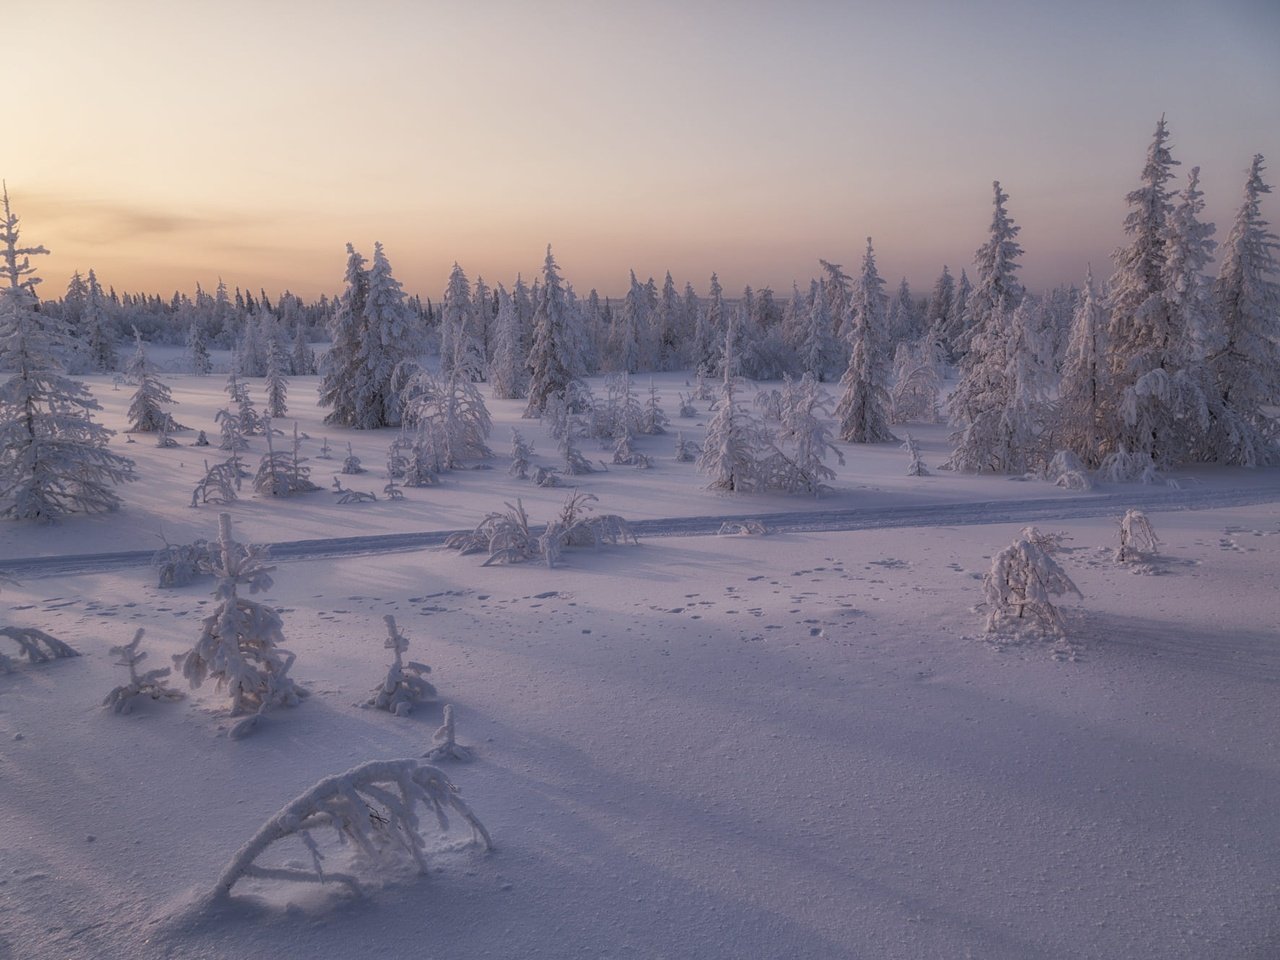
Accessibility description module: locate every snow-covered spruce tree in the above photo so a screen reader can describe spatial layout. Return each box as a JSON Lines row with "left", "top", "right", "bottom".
{"left": 1053, "top": 266, "right": 1111, "bottom": 467}
{"left": 655, "top": 271, "right": 683, "bottom": 370}
{"left": 609, "top": 270, "right": 645, "bottom": 373}
{"left": 363, "top": 615, "right": 436, "bottom": 717}
{"left": 202, "top": 759, "right": 490, "bottom": 905}
{"left": 819, "top": 259, "right": 855, "bottom": 363}
{"left": 103, "top": 628, "right": 184, "bottom": 714}
{"left": 639, "top": 379, "right": 668, "bottom": 434}
{"left": 253, "top": 423, "right": 320, "bottom": 497}
{"left": 509, "top": 427, "right": 534, "bottom": 479}
{"left": 983, "top": 527, "right": 1081, "bottom": 639}
{"left": 343, "top": 241, "right": 416, "bottom": 429}
{"left": 442, "top": 262, "right": 484, "bottom": 382}
{"left": 173, "top": 513, "right": 307, "bottom": 735}
{"left": 799, "top": 279, "right": 834, "bottom": 381}
{"left": 318, "top": 243, "right": 369, "bottom": 427}
{"left": 264, "top": 326, "right": 288, "bottom": 418}
{"left": 925, "top": 265, "right": 954, "bottom": 339}
{"left": 1105, "top": 118, "right": 1187, "bottom": 465}
{"left": 126, "top": 329, "right": 183, "bottom": 433}
{"left": 525, "top": 245, "right": 577, "bottom": 417}
{"left": 0, "top": 188, "right": 137, "bottom": 521}
{"left": 1212, "top": 154, "right": 1280, "bottom": 438}
{"left": 83, "top": 269, "right": 118, "bottom": 373}
{"left": 836, "top": 238, "right": 897, "bottom": 444}
{"left": 902, "top": 433, "right": 928, "bottom": 476}
{"left": 187, "top": 314, "right": 212, "bottom": 376}
{"left": 191, "top": 455, "right": 244, "bottom": 506}
{"left": 489, "top": 284, "right": 525, "bottom": 399}
{"left": 943, "top": 182, "right": 1025, "bottom": 471}
{"left": 290, "top": 317, "right": 314, "bottom": 376}
{"left": 697, "top": 331, "right": 762, "bottom": 492}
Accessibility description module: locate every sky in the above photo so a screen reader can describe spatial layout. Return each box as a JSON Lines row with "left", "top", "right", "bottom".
{"left": 10, "top": 0, "right": 1280, "bottom": 302}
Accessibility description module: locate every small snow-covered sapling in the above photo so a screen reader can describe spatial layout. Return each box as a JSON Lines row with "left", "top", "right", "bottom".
{"left": 173, "top": 513, "right": 307, "bottom": 734}
{"left": 332, "top": 478, "right": 377, "bottom": 503}
{"left": 902, "top": 433, "right": 928, "bottom": 476}
{"left": 202, "top": 759, "right": 490, "bottom": 905}
{"left": 424, "top": 704, "right": 471, "bottom": 762}
{"left": 103, "top": 628, "right": 184, "bottom": 714}
{"left": 318, "top": 436, "right": 333, "bottom": 459}
{"left": 1116, "top": 509, "right": 1160, "bottom": 563}
{"left": 983, "top": 526, "right": 1082, "bottom": 638}
{"left": 341, "top": 442, "right": 364, "bottom": 475}
{"left": 510, "top": 428, "right": 534, "bottom": 480}
{"left": 364, "top": 615, "right": 436, "bottom": 716}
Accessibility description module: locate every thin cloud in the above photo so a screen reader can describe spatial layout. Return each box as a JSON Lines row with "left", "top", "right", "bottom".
{"left": 18, "top": 193, "right": 254, "bottom": 246}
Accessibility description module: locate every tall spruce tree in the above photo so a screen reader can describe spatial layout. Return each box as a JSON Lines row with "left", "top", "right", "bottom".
{"left": 836, "top": 238, "right": 896, "bottom": 443}
{"left": 0, "top": 186, "right": 136, "bottom": 521}
{"left": 318, "top": 244, "right": 369, "bottom": 427}
{"left": 1213, "top": 154, "right": 1280, "bottom": 423}
{"left": 524, "top": 245, "right": 576, "bottom": 418}
{"left": 351, "top": 242, "right": 415, "bottom": 428}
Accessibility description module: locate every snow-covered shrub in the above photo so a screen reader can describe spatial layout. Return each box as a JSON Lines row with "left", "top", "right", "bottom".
{"left": 332, "top": 479, "right": 377, "bottom": 504}
{"left": 103, "top": 628, "right": 184, "bottom": 714}
{"left": 1116, "top": 509, "right": 1160, "bottom": 563}
{"left": 445, "top": 499, "right": 541, "bottom": 565}
{"left": 0, "top": 572, "right": 79, "bottom": 673}
{"left": 202, "top": 758, "right": 490, "bottom": 905}
{"left": 1098, "top": 447, "right": 1160, "bottom": 484}
{"left": 753, "top": 386, "right": 785, "bottom": 422}
{"left": 983, "top": 526, "right": 1082, "bottom": 638}
{"left": 254, "top": 423, "right": 320, "bottom": 497}
{"left": 194, "top": 430, "right": 210, "bottom": 447}
{"left": 387, "top": 430, "right": 440, "bottom": 487}
{"left": 559, "top": 435, "right": 598, "bottom": 475}
{"left": 173, "top": 513, "right": 307, "bottom": 735}
{"left": 153, "top": 538, "right": 214, "bottom": 587}
{"left": 533, "top": 466, "right": 561, "bottom": 487}
{"left": 756, "top": 374, "right": 845, "bottom": 495}
{"left": 889, "top": 339, "right": 942, "bottom": 424}
{"left": 902, "top": 433, "right": 929, "bottom": 476}
{"left": 340, "top": 442, "right": 364, "bottom": 475}
{"left": 448, "top": 493, "right": 636, "bottom": 569}
{"left": 382, "top": 477, "right": 405, "bottom": 501}
{"left": 191, "top": 455, "right": 244, "bottom": 507}
{"left": 674, "top": 432, "right": 699, "bottom": 463}
{"left": 1045, "top": 450, "right": 1092, "bottom": 490}
{"left": 317, "top": 436, "right": 333, "bottom": 459}
{"left": 611, "top": 431, "right": 651, "bottom": 468}
{"left": 363, "top": 615, "right": 436, "bottom": 716}
{"left": 397, "top": 365, "right": 493, "bottom": 468}
{"left": 717, "top": 519, "right": 769, "bottom": 536}
{"left": 677, "top": 392, "right": 697, "bottom": 418}
{"left": 215, "top": 407, "right": 247, "bottom": 452}
{"left": 424, "top": 704, "right": 471, "bottom": 762}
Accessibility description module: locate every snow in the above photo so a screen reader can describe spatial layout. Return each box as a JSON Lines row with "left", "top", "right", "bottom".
{"left": 1, "top": 368, "right": 1279, "bottom": 959}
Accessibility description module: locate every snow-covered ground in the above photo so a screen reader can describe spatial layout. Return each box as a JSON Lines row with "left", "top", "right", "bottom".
{"left": 2, "top": 368, "right": 1278, "bottom": 959}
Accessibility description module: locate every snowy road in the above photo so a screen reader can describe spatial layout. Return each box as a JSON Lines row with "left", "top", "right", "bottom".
{"left": 7, "top": 479, "right": 1280, "bottom": 579}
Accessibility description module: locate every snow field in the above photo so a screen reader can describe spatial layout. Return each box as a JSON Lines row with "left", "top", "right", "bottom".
{"left": 2, "top": 501, "right": 1278, "bottom": 959}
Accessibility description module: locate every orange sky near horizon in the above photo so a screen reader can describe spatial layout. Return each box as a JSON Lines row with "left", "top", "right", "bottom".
{"left": 11, "top": 0, "right": 1280, "bottom": 302}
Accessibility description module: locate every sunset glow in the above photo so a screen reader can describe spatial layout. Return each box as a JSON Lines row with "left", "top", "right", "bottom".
{"left": 15, "top": 0, "right": 1280, "bottom": 298}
